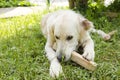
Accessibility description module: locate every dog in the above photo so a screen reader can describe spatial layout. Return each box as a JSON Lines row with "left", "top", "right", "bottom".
{"left": 40, "top": 10, "right": 110, "bottom": 77}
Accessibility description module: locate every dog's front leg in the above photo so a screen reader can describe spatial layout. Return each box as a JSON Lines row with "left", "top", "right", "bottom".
{"left": 45, "top": 39, "right": 63, "bottom": 78}
{"left": 82, "top": 38, "right": 95, "bottom": 61}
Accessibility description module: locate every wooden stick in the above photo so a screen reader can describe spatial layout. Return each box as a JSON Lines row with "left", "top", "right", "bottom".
{"left": 104, "top": 30, "right": 117, "bottom": 40}
{"left": 71, "top": 51, "right": 97, "bottom": 71}
{"left": 108, "top": 30, "right": 117, "bottom": 36}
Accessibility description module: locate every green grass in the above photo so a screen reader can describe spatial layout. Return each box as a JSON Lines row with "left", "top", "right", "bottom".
{"left": 0, "top": 10, "right": 120, "bottom": 80}
{"left": 0, "top": 0, "right": 33, "bottom": 8}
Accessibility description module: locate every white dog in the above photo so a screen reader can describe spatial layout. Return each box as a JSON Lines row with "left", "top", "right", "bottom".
{"left": 40, "top": 10, "right": 110, "bottom": 78}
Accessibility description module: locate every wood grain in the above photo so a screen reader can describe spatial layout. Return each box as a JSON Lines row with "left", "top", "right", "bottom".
{"left": 71, "top": 51, "right": 97, "bottom": 71}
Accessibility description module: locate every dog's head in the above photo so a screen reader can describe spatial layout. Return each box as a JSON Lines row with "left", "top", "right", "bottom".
{"left": 52, "top": 13, "right": 94, "bottom": 61}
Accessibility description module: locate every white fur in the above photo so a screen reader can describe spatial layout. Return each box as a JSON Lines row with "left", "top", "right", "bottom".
{"left": 50, "top": 58, "right": 63, "bottom": 77}
{"left": 41, "top": 10, "right": 108, "bottom": 77}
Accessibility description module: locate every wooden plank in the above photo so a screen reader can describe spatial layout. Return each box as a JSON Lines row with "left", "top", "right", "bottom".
{"left": 71, "top": 51, "right": 97, "bottom": 71}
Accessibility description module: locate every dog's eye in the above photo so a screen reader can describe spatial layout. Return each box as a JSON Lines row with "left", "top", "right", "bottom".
{"left": 55, "top": 36, "right": 59, "bottom": 39}
{"left": 66, "top": 36, "right": 73, "bottom": 41}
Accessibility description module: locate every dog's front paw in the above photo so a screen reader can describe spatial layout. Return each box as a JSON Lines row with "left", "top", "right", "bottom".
{"left": 82, "top": 49, "right": 95, "bottom": 61}
{"left": 50, "top": 58, "right": 63, "bottom": 78}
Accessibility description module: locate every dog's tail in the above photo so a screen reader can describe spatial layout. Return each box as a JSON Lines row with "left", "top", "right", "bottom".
{"left": 90, "top": 28, "right": 117, "bottom": 40}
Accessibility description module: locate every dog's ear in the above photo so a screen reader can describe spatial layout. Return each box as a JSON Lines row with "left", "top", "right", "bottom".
{"left": 82, "top": 20, "right": 94, "bottom": 30}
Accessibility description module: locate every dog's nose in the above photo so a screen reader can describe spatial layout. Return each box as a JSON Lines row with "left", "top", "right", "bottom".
{"left": 57, "top": 48, "right": 65, "bottom": 62}
{"left": 57, "top": 56, "right": 62, "bottom": 62}
{"left": 56, "top": 50, "right": 62, "bottom": 62}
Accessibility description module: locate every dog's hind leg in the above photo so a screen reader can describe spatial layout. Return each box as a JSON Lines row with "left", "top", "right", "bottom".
{"left": 90, "top": 28, "right": 111, "bottom": 40}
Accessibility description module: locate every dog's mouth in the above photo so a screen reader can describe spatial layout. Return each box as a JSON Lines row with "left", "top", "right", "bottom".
{"left": 57, "top": 46, "right": 84, "bottom": 62}
{"left": 76, "top": 46, "right": 84, "bottom": 55}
